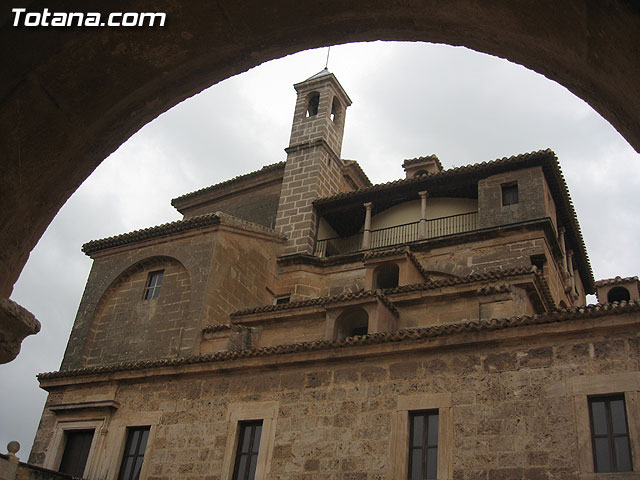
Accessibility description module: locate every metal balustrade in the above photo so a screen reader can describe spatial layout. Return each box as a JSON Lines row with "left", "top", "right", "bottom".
{"left": 315, "top": 211, "right": 478, "bottom": 257}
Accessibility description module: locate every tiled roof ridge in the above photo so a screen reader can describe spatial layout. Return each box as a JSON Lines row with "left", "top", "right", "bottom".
{"left": 314, "top": 149, "right": 553, "bottom": 204}
{"left": 231, "top": 290, "right": 398, "bottom": 317}
{"left": 82, "top": 214, "right": 221, "bottom": 255}
{"left": 82, "top": 212, "right": 283, "bottom": 255}
{"left": 230, "top": 266, "right": 541, "bottom": 317}
{"left": 171, "top": 161, "right": 286, "bottom": 205}
{"left": 363, "top": 247, "right": 430, "bottom": 280}
{"left": 341, "top": 159, "right": 372, "bottom": 187}
{"left": 383, "top": 265, "right": 555, "bottom": 310}
{"left": 38, "top": 300, "right": 640, "bottom": 380}
{"left": 594, "top": 276, "right": 639, "bottom": 287}
{"left": 213, "top": 211, "right": 287, "bottom": 239}
{"left": 202, "top": 324, "right": 251, "bottom": 333}
{"left": 402, "top": 154, "right": 443, "bottom": 171}
{"left": 382, "top": 266, "right": 540, "bottom": 294}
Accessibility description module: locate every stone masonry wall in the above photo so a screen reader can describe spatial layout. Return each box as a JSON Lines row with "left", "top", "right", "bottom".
{"left": 83, "top": 258, "right": 192, "bottom": 367}
{"left": 200, "top": 229, "right": 283, "bottom": 331}
{"left": 31, "top": 319, "right": 640, "bottom": 479}
{"left": 275, "top": 145, "right": 344, "bottom": 256}
{"left": 277, "top": 229, "right": 573, "bottom": 307}
{"left": 62, "top": 227, "right": 284, "bottom": 370}
{"left": 183, "top": 181, "right": 283, "bottom": 229}
{"left": 61, "top": 232, "right": 218, "bottom": 370}
{"left": 478, "top": 167, "right": 548, "bottom": 230}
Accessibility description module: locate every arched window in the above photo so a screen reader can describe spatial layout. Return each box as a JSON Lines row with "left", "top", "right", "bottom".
{"left": 414, "top": 170, "right": 429, "bottom": 177}
{"left": 373, "top": 263, "right": 399, "bottom": 290}
{"left": 330, "top": 97, "right": 341, "bottom": 122}
{"left": 607, "top": 286, "right": 631, "bottom": 303}
{"left": 306, "top": 92, "right": 320, "bottom": 117}
{"left": 335, "top": 308, "right": 369, "bottom": 340}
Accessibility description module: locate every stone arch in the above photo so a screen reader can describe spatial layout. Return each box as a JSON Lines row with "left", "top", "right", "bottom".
{"left": 373, "top": 263, "right": 400, "bottom": 290}
{"left": 334, "top": 307, "right": 369, "bottom": 340}
{"left": 81, "top": 256, "right": 192, "bottom": 367}
{"left": 306, "top": 91, "right": 320, "bottom": 117}
{"left": 607, "top": 286, "right": 631, "bottom": 303}
{"left": 330, "top": 96, "right": 342, "bottom": 123}
{"left": 3, "top": 2, "right": 640, "bottom": 360}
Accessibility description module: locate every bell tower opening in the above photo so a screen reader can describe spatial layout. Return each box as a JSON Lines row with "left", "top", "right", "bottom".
{"left": 306, "top": 92, "right": 320, "bottom": 117}
{"left": 274, "top": 68, "right": 353, "bottom": 257}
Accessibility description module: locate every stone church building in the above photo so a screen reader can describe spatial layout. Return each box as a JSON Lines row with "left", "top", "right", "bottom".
{"left": 28, "top": 70, "right": 640, "bottom": 479}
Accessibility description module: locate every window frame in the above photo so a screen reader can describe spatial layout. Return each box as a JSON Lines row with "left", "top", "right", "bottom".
{"left": 568, "top": 372, "right": 640, "bottom": 476}
{"left": 232, "top": 420, "right": 264, "bottom": 480}
{"left": 221, "top": 402, "right": 278, "bottom": 480}
{"left": 44, "top": 419, "right": 104, "bottom": 478}
{"left": 117, "top": 426, "right": 151, "bottom": 480}
{"left": 408, "top": 410, "right": 440, "bottom": 480}
{"left": 57, "top": 428, "right": 96, "bottom": 477}
{"left": 588, "top": 395, "right": 633, "bottom": 473}
{"left": 391, "top": 393, "right": 453, "bottom": 479}
{"left": 501, "top": 182, "right": 519, "bottom": 206}
{"left": 143, "top": 270, "right": 164, "bottom": 300}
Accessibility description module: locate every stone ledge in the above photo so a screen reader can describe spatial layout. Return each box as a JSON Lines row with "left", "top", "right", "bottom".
{"left": 38, "top": 300, "right": 640, "bottom": 385}
{"left": 0, "top": 297, "right": 40, "bottom": 364}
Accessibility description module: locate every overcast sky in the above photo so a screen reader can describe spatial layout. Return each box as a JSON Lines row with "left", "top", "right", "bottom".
{"left": 2, "top": 41, "right": 638, "bottom": 457}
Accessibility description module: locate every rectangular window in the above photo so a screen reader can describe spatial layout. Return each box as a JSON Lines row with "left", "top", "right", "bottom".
{"left": 408, "top": 410, "right": 439, "bottom": 480}
{"left": 232, "top": 420, "right": 263, "bottom": 480}
{"left": 501, "top": 183, "right": 519, "bottom": 206}
{"left": 143, "top": 270, "right": 164, "bottom": 300}
{"left": 118, "top": 426, "right": 151, "bottom": 480}
{"left": 275, "top": 295, "right": 290, "bottom": 305}
{"left": 58, "top": 429, "right": 94, "bottom": 477}
{"left": 589, "top": 395, "right": 633, "bottom": 472}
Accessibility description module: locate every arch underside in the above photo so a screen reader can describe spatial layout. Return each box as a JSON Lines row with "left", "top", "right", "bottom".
{"left": 1, "top": 1, "right": 639, "bottom": 360}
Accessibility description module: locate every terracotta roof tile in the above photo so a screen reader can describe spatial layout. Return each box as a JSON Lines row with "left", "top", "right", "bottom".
{"left": 363, "top": 246, "right": 429, "bottom": 279}
{"left": 38, "top": 300, "right": 640, "bottom": 380}
{"left": 202, "top": 324, "right": 251, "bottom": 333}
{"left": 82, "top": 212, "right": 284, "bottom": 255}
{"left": 314, "top": 150, "right": 552, "bottom": 205}
{"left": 231, "top": 266, "right": 550, "bottom": 318}
{"left": 171, "top": 162, "right": 285, "bottom": 205}
{"left": 595, "top": 276, "right": 639, "bottom": 287}
{"left": 341, "top": 159, "right": 372, "bottom": 187}
{"left": 231, "top": 290, "right": 399, "bottom": 317}
{"left": 402, "top": 154, "right": 444, "bottom": 171}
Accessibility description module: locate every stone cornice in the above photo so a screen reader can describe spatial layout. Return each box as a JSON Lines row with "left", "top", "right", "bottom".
{"left": 595, "top": 276, "right": 639, "bottom": 287}
{"left": 285, "top": 138, "right": 341, "bottom": 164}
{"left": 38, "top": 300, "right": 640, "bottom": 386}
{"left": 231, "top": 290, "right": 398, "bottom": 317}
{"left": 83, "top": 212, "right": 285, "bottom": 256}
{"left": 171, "top": 162, "right": 285, "bottom": 211}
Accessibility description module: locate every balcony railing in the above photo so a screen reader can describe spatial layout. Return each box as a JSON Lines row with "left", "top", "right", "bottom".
{"left": 315, "top": 211, "right": 478, "bottom": 257}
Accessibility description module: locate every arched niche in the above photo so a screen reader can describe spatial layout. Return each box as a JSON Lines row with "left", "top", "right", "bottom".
{"left": 334, "top": 308, "right": 369, "bottom": 341}
{"left": 607, "top": 286, "right": 631, "bottom": 303}
{"left": 373, "top": 263, "right": 400, "bottom": 290}
{"left": 81, "top": 256, "right": 191, "bottom": 367}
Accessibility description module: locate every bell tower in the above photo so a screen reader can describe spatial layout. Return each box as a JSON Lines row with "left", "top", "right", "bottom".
{"left": 275, "top": 69, "right": 352, "bottom": 255}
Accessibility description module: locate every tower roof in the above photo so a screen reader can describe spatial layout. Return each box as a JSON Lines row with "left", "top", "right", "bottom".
{"left": 294, "top": 69, "right": 352, "bottom": 106}
{"left": 304, "top": 68, "right": 332, "bottom": 81}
